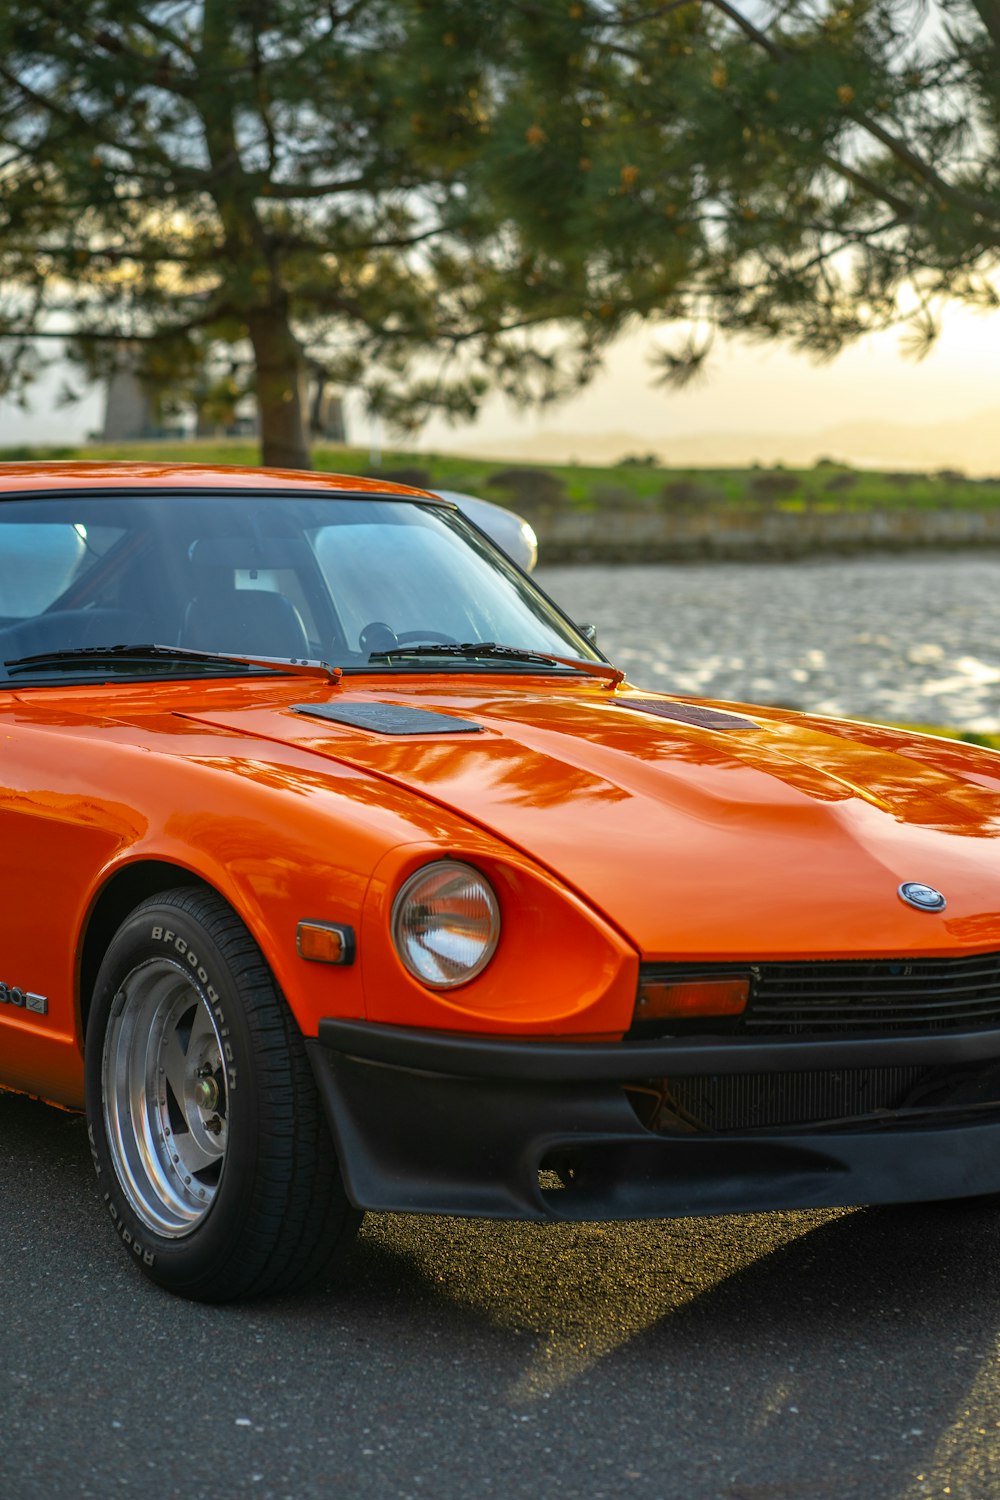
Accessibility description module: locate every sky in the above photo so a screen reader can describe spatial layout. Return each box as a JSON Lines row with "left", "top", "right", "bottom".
{"left": 413, "top": 304, "right": 1000, "bottom": 472}
{"left": 3, "top": 300, "right": 1000, "bottom": 472}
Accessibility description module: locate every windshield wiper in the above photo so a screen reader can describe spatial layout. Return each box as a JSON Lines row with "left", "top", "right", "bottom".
{"left": 4, "top": 642, "right": 342, "bottom": 682}
{"left": 364, "top": 641, "right": 624, "bottom": 686}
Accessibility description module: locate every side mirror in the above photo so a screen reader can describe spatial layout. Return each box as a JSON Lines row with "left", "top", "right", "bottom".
{"left": 431, "top": 490, "right": 538, "bottom": 572}
{"left": 579, "top": 622, "right": 598, "bottom": 646}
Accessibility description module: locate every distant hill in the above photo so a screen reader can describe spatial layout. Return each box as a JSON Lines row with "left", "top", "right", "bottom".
{"left": 445, "top": 407, "right": 1000, "bottom": 475}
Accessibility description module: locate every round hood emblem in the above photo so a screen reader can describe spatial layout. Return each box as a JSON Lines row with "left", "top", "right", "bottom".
{"left": 899, "top": 882, "right": 946, "bottom": 912}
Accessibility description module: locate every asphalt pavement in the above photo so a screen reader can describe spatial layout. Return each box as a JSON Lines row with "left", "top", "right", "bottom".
{"left": 3, "top": 1088, "right": 999, "bottom": 1499}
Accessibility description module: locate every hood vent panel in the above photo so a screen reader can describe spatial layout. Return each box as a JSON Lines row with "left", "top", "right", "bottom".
{"left": 616, "top": 699, "right": 759, "bottom": 732}
{"left": 291, "top": 701, "right": 482, "bottom": 736}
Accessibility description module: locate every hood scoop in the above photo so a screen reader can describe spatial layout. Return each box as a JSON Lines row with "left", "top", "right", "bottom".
{"left": 614, "top": 698, "right": 760, "bottom": 732}
{"left": 291, "top": 701, "right": 483, "bottom": 736}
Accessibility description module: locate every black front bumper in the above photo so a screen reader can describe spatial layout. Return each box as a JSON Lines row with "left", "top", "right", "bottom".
{"left": 307, "top": 1020, "right": 1000, "bottom": 1220}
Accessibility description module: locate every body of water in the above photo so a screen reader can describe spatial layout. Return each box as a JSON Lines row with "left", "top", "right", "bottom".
{"left": 537, "top": 552, "right": 1000, "bottom": 732}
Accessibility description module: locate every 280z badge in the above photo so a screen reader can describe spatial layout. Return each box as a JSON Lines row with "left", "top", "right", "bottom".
{"left": 898, "top": 882, "right": 947, "bottom": 912}
{"left": 0, "top": 982, "right": 47, "bottom": 1013}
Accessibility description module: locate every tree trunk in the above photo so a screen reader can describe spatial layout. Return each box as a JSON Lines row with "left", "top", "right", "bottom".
{"left": 246, "top": 303, "right": 312, "bottom": 470}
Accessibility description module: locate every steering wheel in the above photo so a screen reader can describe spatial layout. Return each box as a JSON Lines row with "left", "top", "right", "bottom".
{"left": 358, "top": 624, "right": 458, "bottom": 654}
{"left": 358, "top": 620, "right": 398, "bottom": 654}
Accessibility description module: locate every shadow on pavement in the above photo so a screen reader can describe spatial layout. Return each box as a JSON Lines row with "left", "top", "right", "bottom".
{"left": 5, "top": 1089, "right": 999, "bottom": 1498}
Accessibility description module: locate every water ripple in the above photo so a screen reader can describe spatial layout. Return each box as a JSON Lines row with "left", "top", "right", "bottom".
{"left": 537, "top": 553, "right": 1000, "bottom": 732}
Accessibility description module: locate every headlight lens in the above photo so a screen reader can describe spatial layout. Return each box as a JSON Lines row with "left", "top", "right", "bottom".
{"left": 391, "top": 860, "right": 500, "bottom": 988}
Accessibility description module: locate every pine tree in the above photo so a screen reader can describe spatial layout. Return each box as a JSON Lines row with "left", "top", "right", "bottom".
{"left": 4, "top": 3, "right": 990, "bottom": 463}
{"left": 496, "top": 1, "right": 1000, "bottom": 383}
{"left": 0, "top": 1, "right": 660, "bottom": 465}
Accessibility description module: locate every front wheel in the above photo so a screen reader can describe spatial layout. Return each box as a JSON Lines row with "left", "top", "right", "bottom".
{"left": 85, "top": 887, "right": 359, "bottom": 1301}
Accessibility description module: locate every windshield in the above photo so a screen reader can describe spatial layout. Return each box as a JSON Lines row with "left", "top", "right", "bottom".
{"left": 0, "top": 490, "right": 599, "bottom": 683}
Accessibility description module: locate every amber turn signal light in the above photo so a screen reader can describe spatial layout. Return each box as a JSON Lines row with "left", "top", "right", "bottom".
{"left": 297, "top": 921, "right": 355, "bottom": 965}
{"left": 636, "top": 975, "right": 749, "bottom": 1020}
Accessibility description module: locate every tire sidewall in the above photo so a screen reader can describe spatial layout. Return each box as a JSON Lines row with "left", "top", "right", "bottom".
{"left": 85, "top": 895, "right": 266, "bottom": 1294}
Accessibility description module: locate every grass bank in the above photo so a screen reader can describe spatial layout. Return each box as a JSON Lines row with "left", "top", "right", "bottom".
{"left": 3, "top": 439, "right": 1000, "bottom": 517}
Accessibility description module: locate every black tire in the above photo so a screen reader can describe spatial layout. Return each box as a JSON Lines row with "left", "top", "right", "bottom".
{"left": 84, "top": 886, "right": 359, "bottom": 1301}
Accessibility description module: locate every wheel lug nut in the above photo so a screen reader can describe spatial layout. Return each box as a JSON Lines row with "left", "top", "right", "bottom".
{"left": 194, "top": 1076, "right": 219, "bottom": 1111}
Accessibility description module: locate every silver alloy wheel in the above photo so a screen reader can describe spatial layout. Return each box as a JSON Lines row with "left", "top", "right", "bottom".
{"left": 102, "top": 957, "right": 229, "bottom": 1237}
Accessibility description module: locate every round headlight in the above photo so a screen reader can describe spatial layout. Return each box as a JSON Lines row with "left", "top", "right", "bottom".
{"left": 391, "top": 860, "right": 500, "bottom": 988}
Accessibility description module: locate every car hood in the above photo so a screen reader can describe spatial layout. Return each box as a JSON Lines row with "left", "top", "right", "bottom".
{"left": 180, "top": 680, "right": 1000, "bottom": 961}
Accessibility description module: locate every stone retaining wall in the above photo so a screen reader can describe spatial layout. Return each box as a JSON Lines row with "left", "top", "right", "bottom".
{"left": 532, "top": 506, "right": 1000, "bottom": 562}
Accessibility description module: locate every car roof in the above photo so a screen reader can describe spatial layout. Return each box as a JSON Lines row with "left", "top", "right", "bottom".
{"left": 0, "top": 460, "right": 444, "bottom": 500}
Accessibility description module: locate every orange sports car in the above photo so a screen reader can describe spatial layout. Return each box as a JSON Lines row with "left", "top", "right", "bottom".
{"left": 4, "top": 460, "right": 1000, "bottom": 1301}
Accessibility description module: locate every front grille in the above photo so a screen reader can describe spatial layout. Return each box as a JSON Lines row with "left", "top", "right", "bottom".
{"left": 662, "top": 1066, "right": 927, "bottom": 1132}
{"left": 748, "top": 953, "right": 1000, "bottom": 1034}
{"left": 635, "top": 954, "right": 1000, "bottom": 1037}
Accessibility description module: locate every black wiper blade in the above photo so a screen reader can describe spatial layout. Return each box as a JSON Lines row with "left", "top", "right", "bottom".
{"left": 367, "top": 641, "right": 566, "bottom": 666}
{"left": 4, "top": 642, "right": 341, "bottom": 682}
{"left": 364, "top": 641, "right": 624, "bottom": 685}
